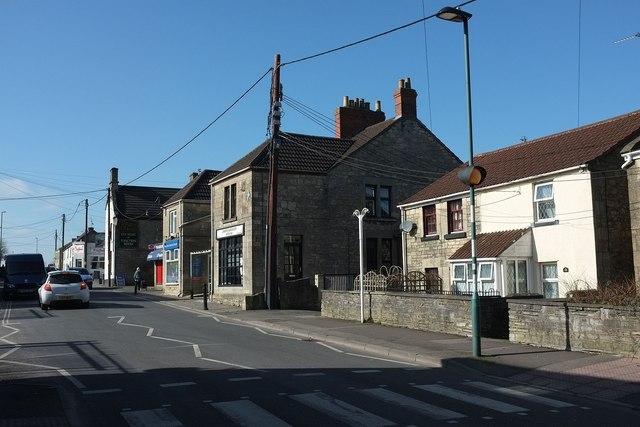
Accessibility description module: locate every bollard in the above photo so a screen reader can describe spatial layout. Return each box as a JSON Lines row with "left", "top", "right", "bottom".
{"left": 203, "top": 282, "right": 208, "bottom": 310}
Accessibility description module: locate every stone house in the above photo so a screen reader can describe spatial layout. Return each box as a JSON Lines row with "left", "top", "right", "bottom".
{"left": 160, "top": 169, "right": 220, "bottom": 296}
{"left": 620, "top": 132, "right": 640, "bottom": 285}
{"left": 398, "top": 109, "right": 640, "bottom": 298}
{"left": 209, "top": 78, "right": 462, "bottom": 308}
{"left": 104, "top": 168, "right": 179, "bottom": 287}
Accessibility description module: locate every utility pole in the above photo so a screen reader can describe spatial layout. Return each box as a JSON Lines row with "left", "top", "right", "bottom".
{"left": 60, "top": 214, "right": 65, "bottom": 269}
{"left": 265, "top": 54, "right": 282, "bottom": 310}
{"left": 84, "top": 199, "right": 89, "bottom": 269}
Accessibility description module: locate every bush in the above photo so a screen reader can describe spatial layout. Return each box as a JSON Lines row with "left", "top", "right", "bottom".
{"left": 566, "top": 280, "right": 640, "bottom": 306}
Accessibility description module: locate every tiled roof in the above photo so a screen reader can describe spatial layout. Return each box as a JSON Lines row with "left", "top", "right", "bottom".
{"left": 401, "top": 109, "right": 640, "bottom": 205}
{"left": 212, "top": 132, "right": 356, "bottom": 183}
{"left": 116, "top": 185, "right": 179, "bottom": 219}
{"left": 449, "top": 228, "right": 530, "bottom": 260}
{"left": 164, "top": 169, "right": 221, "bottom": 205}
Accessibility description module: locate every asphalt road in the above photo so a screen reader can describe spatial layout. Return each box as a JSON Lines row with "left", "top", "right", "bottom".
{"left": 1, "top": 288, "right": 638, "bottom": 426}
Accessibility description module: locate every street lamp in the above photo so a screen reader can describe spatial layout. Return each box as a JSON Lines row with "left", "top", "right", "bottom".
{"left": 353, "top": 208, "right": 369, "bottom": 323}
{"left": 437, "top": 6, "right": 484, "bottom": 358}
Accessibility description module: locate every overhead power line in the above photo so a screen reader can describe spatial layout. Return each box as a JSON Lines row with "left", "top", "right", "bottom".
{"left": 121, "top": 67, "right": 273, "bottom": 187}
{"left": 282, "top": 0, "right": 476, "bottom": 67}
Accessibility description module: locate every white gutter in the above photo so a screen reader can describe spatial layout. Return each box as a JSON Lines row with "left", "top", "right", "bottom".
{"left": 621, "top": 149, "right": 640, "bottom": 169}
{"left": 397, "top": 164, "right": 588, "bottom": 210}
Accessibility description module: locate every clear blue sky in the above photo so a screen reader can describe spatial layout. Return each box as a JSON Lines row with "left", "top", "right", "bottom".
{"left": 1, "top": 0, "right": 639, "bottom": 264}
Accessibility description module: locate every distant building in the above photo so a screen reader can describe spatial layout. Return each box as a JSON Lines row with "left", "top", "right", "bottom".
{"left": 104, "top": 168, "right": 179, "bottom": 287}
{"left": 160, "top": 169, "right": 220, "bottom": 296}
{"left": 59, "top": 227, "right": 105, "bottom": 280}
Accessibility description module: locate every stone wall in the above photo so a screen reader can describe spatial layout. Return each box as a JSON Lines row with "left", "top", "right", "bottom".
{"left": 509, "top": 299, "right": 640, "bottom": 357}
{"left": 321, "top": 290, "right": 508, "bottom": 338}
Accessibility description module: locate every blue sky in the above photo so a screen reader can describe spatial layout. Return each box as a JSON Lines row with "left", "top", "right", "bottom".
{"left": 1, "top": 0, "right": 639, "bottom": 263}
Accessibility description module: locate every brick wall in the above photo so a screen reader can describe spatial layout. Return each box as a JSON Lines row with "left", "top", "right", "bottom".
{"left": 509, "top": 299, "right": 640, "bottom": 356}
{"left": 321, "top": 290, "right": 508, "bottom": 338}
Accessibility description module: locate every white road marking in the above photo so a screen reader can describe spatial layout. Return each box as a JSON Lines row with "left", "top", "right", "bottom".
{"left": 211, "top": 400, "right": 292, "bottom": 427}
{"left": 344, "top": 351, "right": 419, "bottom": 366}
{"left": 290, "top": 392, "right": 394, "bottom": 426}
{"left": 416, "top": 384, "right": 528, "bottom": 413}
{"left": 0, "top": 346, "right": 20, "bottom": 359}
{"left": 82, "top": 388, "right": 122, "bottom": 395}
{"left": 467, "top": 382, "right": 575, "bottom": 408}
{"left": 316, "top": 342, "right": 344, "bottom": 353}
{"left": 160, "top": 382, "right": 196, "bottom": 388}
{"left": 121, "top": 408, "right": 183, "bottom": 427}
{"left": 58, "top": 369, "right": 86, "bottom": 389}
{"left": 361, "top": 387, "right": 466, "bottom": 420}
{"left": 227, "top": 376, "right": 262, "bottom": 382}
{"left": 199, "top": 357, "right": 261, "bottom": 371}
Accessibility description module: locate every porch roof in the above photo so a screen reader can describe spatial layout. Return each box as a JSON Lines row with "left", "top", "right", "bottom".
{"left": 449, "top": 228, "right": 531, "bottom": 260}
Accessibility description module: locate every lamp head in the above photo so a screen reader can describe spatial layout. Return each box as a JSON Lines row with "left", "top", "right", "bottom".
{"left": 436, "top": 6, "right": 472, "bottom": 23}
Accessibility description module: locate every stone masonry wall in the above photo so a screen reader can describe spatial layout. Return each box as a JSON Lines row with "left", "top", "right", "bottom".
{"left": 322, "top": 290, "right": 508, "bottom": 338}
{"left": 509, "top": 299, "right": 640, "bottom": 357}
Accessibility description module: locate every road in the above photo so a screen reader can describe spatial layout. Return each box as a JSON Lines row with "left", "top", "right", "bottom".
{"left": 1, "top": 287, "right": 637, "bottom": 426}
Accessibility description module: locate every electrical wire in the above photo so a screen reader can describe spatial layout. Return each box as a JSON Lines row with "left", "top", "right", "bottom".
{"left": 282, "top": 0, "right": 477, "bottom": 67}
{"left": 121, "top": 67, "right": 273, "bottom": 187}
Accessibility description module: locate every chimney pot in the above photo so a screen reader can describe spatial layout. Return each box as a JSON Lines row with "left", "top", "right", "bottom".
{"left": 343, "top": 96, "right": 349, "bottom": 107}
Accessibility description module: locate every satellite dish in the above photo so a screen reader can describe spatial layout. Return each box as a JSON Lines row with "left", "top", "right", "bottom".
{"left": 399, "top": 220, "right": 417, "bottom": 234}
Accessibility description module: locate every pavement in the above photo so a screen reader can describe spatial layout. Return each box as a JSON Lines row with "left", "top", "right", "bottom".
{"left": 129, "top": 285, "right": 640, "bottom": 411}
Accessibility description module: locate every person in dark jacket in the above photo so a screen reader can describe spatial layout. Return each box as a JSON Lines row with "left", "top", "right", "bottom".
{"left": 133, "top": 267, "right": 144, "bottom": 291}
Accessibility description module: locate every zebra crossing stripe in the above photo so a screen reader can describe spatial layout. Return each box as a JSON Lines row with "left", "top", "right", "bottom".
{"left": 466, "top": 382, "right": 575, "bottom": 408}
{"left": 211, "top": 400, "right": 292, "bottom": 427}
{"left": 360, "top": 387, "right": 466, "bottom": 420}
{"left": 121, "top": 408, "right": 183, "bottom": 426}
{"left": 290, "top": 392, "right": 394, "bottom": 426}
{"left": 416, "top": 384, "right": 528, "bottom": 413}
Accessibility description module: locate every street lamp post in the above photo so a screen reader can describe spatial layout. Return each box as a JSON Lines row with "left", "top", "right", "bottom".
{"left": 437, "top": 6, "right": 482, "bottom": 357}
{"left": 353, "top": 208, "right": 369, "bottom": 323}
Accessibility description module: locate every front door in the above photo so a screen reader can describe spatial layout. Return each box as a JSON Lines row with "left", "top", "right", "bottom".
{"left": 284, "top": 235, "right": 302, "bottom": 280}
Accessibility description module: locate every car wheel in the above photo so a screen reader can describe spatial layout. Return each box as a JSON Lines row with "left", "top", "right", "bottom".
{"left": 41, "top": 303, "right": 49, "bottom": 311}
{"left": 82, "top": 301, "right": 90, "bottom": 309}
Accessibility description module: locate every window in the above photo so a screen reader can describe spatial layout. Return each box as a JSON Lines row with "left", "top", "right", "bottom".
{"left": 506, "top": 260, "right": 528, "bottom": 295}
{"left": 219, "top": 236, "right": 242, "bottom": 286}
{"left": 452, "top": 263, "right": 468, "bottom": 292}
{"left": 423, "top": 205, "right": 437, "bottom": 236}
{"left": 534, "top": 183, "right": 555, "bottom": 222}
{"left": 379, "top": 186, "right": 391, "bottom": 218}
{"left": 366, "top": 238, "right": 378, "bottom": 272}
{"left": 447, "top": 199, "right": 463, "bottom": 233}
{"left": 365, "top": 184, "right": 392, "bottom": 218}
{"left": 541, "top": 262, "right": 559, "bottom": 298}
{"left": 169, "top": 210, "right": 177, "bottom": 235}
{"left": 75, "top": 259, "right": 82, "bottom": 268}
{"left": 284, "top": 235, "right": 303, "bottom": 280}
{"left": 223, "top": 184, "right": 237, "bottom": 220}
{"left": 478, "top": 263, "right": 493, "bottom": 280}
{"left": 90, "top": 256, "right": 105, "bottom": 270}
{"left": 165, "top": 248, "right": 179, "bottom": 283}
{"left": 365, "top": 185, "right": 376, "bottom": 216}
{"left": 381, "top": 238, "right": 392, "bottom": 268}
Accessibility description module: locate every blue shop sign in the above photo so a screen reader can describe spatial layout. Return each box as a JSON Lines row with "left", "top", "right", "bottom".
{"left": 164, "top": 239, "right": 179, "bottom": 251}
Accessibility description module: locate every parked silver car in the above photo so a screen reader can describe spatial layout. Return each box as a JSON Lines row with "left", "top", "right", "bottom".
{"left": 38, "top": 271, "right": 90, "bottom": 310}
{"left": 67, "top": 267, "right": 94, "bottom": 289}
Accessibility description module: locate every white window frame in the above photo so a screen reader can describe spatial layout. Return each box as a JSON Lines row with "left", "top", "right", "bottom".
{"left": 478, "top": 262, "right": 494, "bottom": 280}
{"left": 534, "top": 182, "right": 556, "bottom": 223}
{"left": 169, "top": 210, "right": 177, "bottom": 235}
{"left": 541, "top": 262, "right": 559, "bottom": 298}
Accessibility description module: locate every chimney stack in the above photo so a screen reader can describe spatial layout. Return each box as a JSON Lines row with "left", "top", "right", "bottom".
{"left": 335, "top": 95, "right": 385, "bottom": 139}
{"left": 110, "top": 167, "right": 119, "bottom": 192}
{"left": 394, "top": 77, "right": 417, "bottom": 119}
{"left": 190, "top": 172, "right": 199, "bottom": 181}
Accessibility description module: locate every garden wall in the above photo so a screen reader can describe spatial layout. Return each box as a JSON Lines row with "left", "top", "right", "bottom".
{"left": 508, "top": 299, "right": 640, "bottom": 357}
{"left": 321, "top": 290, "right": 508, "bottom": 338}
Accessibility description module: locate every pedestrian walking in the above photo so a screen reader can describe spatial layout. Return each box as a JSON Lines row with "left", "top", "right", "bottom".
{"left": 133, "top": 267, "right": 144, "bottom": 292}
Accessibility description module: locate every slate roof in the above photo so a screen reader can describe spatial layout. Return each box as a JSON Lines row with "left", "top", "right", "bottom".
{"left": 164, "top": 169, "right": 221, "bottom": 205}
{"left": 211, "top": 123, "right": 389, "bottom": 184}
{"left": 401, "top": 109, "right": 640, "bottom": 205}
{"left": 115, "top": 185, "right": 179, "bottom": 219}
{"left": 449, "top": 228, "right": 530, "bottom": 260}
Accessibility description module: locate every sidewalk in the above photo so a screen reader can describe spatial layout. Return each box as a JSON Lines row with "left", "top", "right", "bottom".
{"left": 128, "top": 285, "right": 640, "bottom": 410}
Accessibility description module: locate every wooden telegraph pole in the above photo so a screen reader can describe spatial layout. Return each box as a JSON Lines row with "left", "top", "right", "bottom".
{"left": 266, "top": 54, "right": 282, "bottom": 309}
